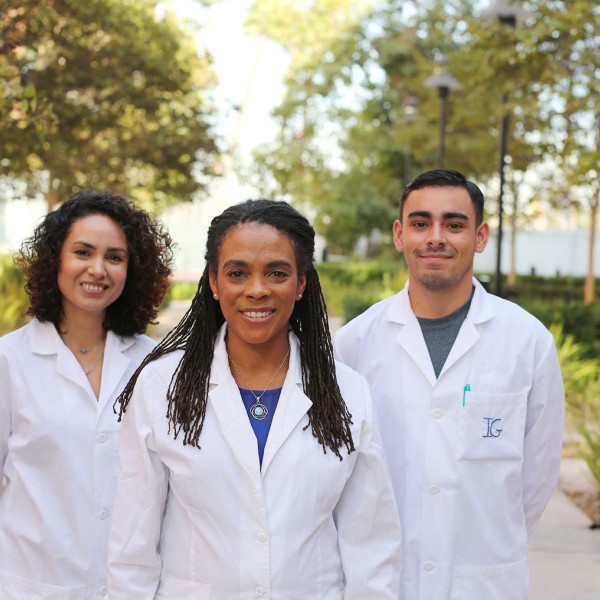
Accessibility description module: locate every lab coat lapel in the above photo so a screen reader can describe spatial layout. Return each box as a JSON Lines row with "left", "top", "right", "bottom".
{"left": 391, "top": 286, "right": 437, "bottom": 386}
{"left": 261, "top": 334, "right": 312, "bottom": 476}
{"left": 208, "top": 327, "right": 263, "bottom": 477}
{"left": 97, "top": 332, "right": 133, "bottom": 413}
{"left": 438, "top": 279, "right": 495, "bottom": 378}
{"left": 33, "top": 319, "right": 92, "bottom": 394}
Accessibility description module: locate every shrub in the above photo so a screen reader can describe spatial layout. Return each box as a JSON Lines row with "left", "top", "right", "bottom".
{"left": 0, "top": 254, "right": 30, "bottom": 336}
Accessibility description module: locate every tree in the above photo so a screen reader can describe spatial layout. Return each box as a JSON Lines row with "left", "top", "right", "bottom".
{"left": 247, "top": 0, "right": 598, "bottom": 279}
{"left": 0, "top": 0, "right": 218, "bottom": 212}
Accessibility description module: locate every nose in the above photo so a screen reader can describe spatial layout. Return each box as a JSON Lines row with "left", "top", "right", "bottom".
{"left": 427, "top": 223, "right": 447, "bottom": 247}
{"left": 88, "top": 256, "right": 107, "bottom": 277}
{"left": 246, "top": 274, "right": 269, "bottom": 299}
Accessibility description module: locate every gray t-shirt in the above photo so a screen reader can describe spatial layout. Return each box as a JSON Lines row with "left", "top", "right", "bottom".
{"left": 417, "top": 289, "right": 474, "bottom": 378}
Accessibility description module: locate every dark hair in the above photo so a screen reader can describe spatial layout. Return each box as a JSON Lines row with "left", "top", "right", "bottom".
{"left": 117, "top": 199, "right": 355, "bottom": 459}
{"left": 16, "top": 190, "right": 174, "bottom": 335}
{"left": 399, "top": 168, "right": 484, "bottom": 225}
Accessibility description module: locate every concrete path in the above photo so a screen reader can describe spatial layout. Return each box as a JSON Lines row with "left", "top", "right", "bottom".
{"left": 154, "top": 301, "right": 600, "bottom": 599}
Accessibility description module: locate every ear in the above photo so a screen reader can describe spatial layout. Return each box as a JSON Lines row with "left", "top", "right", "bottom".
{"left": 475, "top": 222, "right": 490, "bottom": 254}
{"left": 208, "top": 269, "right": 218, "bottom": 296}
{"left": 297, "top": 272, "right": 307, "bottom": 299}
{"left": 393, "top": 219, "right": 404, "bottom": 253}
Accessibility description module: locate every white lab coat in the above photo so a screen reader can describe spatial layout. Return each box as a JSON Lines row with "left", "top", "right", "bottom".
{"left": 107, "top": 324, "right": 402, "bottom": 600}
{"left": 334, "top": 279, "right": 565, "bottom": 600}
{"left": 0, "top": 318, "right": 156, "bottom": 599}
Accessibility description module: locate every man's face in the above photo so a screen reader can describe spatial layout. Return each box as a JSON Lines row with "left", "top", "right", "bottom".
{"left": 393, "top": 186, "right": 489, "bottom": 293}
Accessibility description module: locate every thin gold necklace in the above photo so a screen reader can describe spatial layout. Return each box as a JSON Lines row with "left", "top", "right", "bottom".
{"left": 228, "top": 346, "right": 290, "bottom": 420}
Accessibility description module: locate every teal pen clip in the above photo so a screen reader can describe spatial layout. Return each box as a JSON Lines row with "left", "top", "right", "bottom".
{"left": 462, "top": 384, "right": 471, "bottom": 407}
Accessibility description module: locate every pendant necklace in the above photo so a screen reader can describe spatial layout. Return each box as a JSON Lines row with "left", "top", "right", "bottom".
{"left": 228, "top": 346, "right": 290, "bottom": 420}
{"left": 60, "top": 333, "right": 105, "bottom": 355}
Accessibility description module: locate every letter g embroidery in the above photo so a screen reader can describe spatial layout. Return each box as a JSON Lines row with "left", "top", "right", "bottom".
{"left": 482, "top": 417, "right": 503, "bottom": 438}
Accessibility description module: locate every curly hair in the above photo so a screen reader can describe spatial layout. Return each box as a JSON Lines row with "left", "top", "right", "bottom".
{"left": 117, "top": 199, "right": 355, "bottom": 459}
{"left": 16, "top": 190, "right": 174, "bottom": 335}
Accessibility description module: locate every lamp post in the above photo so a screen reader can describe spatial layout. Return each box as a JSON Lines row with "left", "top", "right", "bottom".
{"left": 483, "top": 0, "right": 529, "bottom": 297}
{"left": 424, "top": 53, "right": 460, "bottom": 169}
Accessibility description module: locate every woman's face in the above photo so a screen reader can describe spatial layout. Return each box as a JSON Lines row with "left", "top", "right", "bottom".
{"left": 209, "top": 222, "right": 306, "bottom": 353}
{"left": 57, "top": 214, "right": 129, "bottom": 322}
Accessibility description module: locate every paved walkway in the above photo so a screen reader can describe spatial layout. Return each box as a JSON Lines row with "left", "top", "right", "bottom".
{"left": 154, "top": 300, "right": 600, "bottom": 599}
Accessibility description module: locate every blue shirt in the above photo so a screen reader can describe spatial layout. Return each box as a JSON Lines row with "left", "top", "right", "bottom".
{"left": 239, "top": 387, "right": 282, "bottom": 466}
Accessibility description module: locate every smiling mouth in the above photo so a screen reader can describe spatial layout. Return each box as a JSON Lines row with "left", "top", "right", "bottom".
{"left": 242, "top": 310, "right": 274, "bottom": 318}
{"left": 82, "top": 283, "right": 107, "bottom": 292}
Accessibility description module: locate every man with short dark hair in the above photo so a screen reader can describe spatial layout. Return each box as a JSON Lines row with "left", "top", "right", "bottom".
{"left": 334, "top": 168, "right": 564, "bottom": 600}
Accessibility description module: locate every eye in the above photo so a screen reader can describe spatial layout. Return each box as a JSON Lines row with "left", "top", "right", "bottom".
{"left": 411, "top": 221, "right": 427, "bottom": 229}
{"left": 107, "top": 254, "right": 126, "bottom": 263}
{"left": 269, "top": 269, "right": 290, "bottom": 279}
{"left": 74, "top": 249, "right": 90, "bottom": 257}
{"left": 447, "top": 222, "right": 464, "bottom": 230}
{"left": 226, "top": 269, "right": 246, "bottom": 279}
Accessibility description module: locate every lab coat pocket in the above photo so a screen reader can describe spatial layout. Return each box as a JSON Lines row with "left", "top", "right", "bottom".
{"left": 450, "top": 558, "right": 528, "bottom": 600}
{"left": 458, "top": 392, "right": 527, "bottom": 461}
{"left": 0, "top": 568, "right": 87, "bottom": 599}
{"left": 155, "top": 574, "right": 212, "bottom": 599}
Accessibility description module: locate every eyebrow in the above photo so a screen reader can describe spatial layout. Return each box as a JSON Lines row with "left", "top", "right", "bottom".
{"left": 72, "top": 240, "right": 128, "bottom": 254}
{"left": 407, "top": 210, "right": 469, "bottom": 221}
{"left": 222, "top": 259, "right": 293, "bottom": 269}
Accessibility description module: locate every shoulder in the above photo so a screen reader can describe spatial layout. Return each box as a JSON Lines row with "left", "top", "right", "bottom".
{"left": 334, "top": 360, "right": 372, "bottom": 416}
{"left": 138, "top": 348, "right": 185, "bottom": 388}
{"left": 485, "top": 294, "right": 552, "bottom": 340}
{"left": 0, "top": 320, "right": 40, "bottom": 355}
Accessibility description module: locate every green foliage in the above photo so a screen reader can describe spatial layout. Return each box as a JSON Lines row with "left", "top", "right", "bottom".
{"left": 248, "top": 0, "right": 599, "bottom": 285}
{"left": 0, "top": 0, "right": 218, "bottom": 211}
{"left": 551, "top": 324, "right": 600, "bottom": 490}
{"left": 316, "top": 260, "right": 407, "bottom": 319}
{"left": 169, "top": 280, "right": 199, "bottom": 300}
{"left": 0, "top": 255, "right": 30, "bottom": 336}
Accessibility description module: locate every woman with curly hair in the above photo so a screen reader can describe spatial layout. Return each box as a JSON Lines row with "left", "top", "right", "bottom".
{"left": 0, "top": 190, "right": 174, "bottom": 599}
{"left": 107, "top": 199, "right": 401, "bottom": 599}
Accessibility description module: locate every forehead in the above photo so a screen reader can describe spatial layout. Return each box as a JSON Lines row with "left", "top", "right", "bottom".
{"left": 217, "top": 223, "right": 297, "bottom": 264}
{"left": 65, "top": 213, "right": 125, "bottom": 239}
{"left": 404, "top": 186, "right": 475, "bottom": 219}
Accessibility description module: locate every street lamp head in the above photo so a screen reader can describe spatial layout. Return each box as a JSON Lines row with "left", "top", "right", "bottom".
{"left": 483, "top": 0, "right": 531, "bottom": 26}
{"left": 424, "top": 53, "right": 460, "bottom": 95}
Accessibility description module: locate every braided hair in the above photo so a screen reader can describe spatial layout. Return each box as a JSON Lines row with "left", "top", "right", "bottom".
{"left": 116, "top": 199, "right": 355, "bottom": 459}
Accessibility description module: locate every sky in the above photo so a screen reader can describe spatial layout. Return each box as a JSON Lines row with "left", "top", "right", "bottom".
{"left": 169, "top": 0, "right": 289, "bottom": 161}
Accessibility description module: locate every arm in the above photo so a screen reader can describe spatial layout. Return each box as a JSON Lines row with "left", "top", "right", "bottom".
{"left": 334, "top": 377, "right": 402, "bottom": 600}
{"left": 522, "top": 335, "right": 565, "bottom": 535}
{"left": 107, "top": 368, "right": 169, "bottom": 599}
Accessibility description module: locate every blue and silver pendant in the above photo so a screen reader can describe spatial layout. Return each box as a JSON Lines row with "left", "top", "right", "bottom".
{"left": 250, "top": 402, "right": 268, "bottom": 420}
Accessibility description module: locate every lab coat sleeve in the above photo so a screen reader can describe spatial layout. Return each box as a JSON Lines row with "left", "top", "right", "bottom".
{"left": 107, "top": 368, "right": 169, "bottom": 599}
{"left": 333, "top": 376, "right": 402, "bottom": 599}
{"left": 522, "top": 334, "right": 565, "bottom": 535}
{"left": 0, "top": 388, "right": 8, "bottom": 486}
{"left": 333, "top": 326, "right": 358, "bottom": 371}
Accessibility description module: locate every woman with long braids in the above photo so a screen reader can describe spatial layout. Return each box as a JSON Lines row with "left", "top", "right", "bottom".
{"left": 0, "top": 190, "right": 173, "bottom": 599}
{"left": 107, "top": 199, "right": 401, "bottom": 599}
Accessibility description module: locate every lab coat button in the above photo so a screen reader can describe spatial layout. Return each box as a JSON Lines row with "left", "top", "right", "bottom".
{"left": 254, "top": 585, "right": 265, "bottom": 596}
{"left": 99, "top": 586, "right": 108, "bottom": 595}
{"left": 429, "top": 484, "right": 440, "bottom": 494}
{"left": 256, "top": 532, "right": 266, "bottom": 542}
{"left": 424, "top": 561, "right": 435, "bottom": 571}
{"left": 97, "top": 433, "right": 108, "bottom": 443}
{"left": 98, "top": 509, "right": 109, "bottom": 520}
{"left": 432, "top": 408, "right": 444, "bottom": 418}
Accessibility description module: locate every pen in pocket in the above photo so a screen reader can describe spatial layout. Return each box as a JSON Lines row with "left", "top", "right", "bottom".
{"left": 462, "top": 384, "right": 471, "bottom": 407}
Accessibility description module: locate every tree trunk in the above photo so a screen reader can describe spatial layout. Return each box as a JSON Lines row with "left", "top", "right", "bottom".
{"left": 583, "top": 182, "right": 598, "bottom": 305}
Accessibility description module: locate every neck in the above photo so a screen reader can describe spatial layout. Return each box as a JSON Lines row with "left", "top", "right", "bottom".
{"left": 225, "top": 333, "right": 290, "bottom": 371}
{"left": 59, "top": 312, "right": 107, "bottom": 348}
{"left": 409, "top": 277, "right": 474, "bottom": 319}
